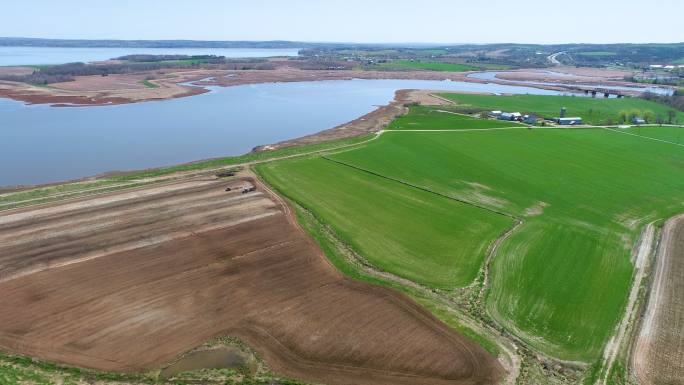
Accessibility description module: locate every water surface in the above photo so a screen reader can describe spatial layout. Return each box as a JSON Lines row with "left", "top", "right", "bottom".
{"left": 468, "top": 71, "right": 673, "bottom": 96}
{"left": 1, "top": 79, "right": 565, "bottom": 187}
{"left": 160, "top": 347, "right": 248, "bottom": 378}
{"left": 0, "top": 46, "right": 300, "bottom": 66}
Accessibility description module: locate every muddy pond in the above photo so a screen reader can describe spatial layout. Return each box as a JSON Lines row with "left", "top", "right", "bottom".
{"left": 160, "top": 347, "right": 250, "bottom": 378}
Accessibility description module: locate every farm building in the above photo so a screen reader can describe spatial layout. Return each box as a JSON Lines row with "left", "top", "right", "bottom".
{"left": 556, "top": 117, "right": 583, "bottom": 125}
{"left": 523, "top": 115, "right": 538, "bottom": 124}
{"left": 488, "top": 110, "right": 503, "bottom": 118}
{"left": 500, "top": 112, "right": 522, "bottom": 121}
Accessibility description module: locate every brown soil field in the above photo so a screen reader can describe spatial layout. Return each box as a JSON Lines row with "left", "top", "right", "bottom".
{"left": 0, "top": 80, "right": 132, "bottom": 106}
{"left": 0, "top": 175, "right": 503, "bottom": 385}
{"left": 0, "top": 66, "right": 34, "bottom": 76}
{"left": 632, "top": 215, "right": 684, "bottom": 385}
{"left": 51, "top": 73, "right": 152, "bottom": 91}
{"left": 0, "top": 68, "right": 216, "bottom": 106}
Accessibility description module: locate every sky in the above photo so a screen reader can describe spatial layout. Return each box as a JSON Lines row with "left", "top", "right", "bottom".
{"left": 2, "top": 0, "right": 683, "bottom": 44}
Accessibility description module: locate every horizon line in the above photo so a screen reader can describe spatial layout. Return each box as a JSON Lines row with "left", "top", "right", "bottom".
{"left": 2, "top": 36, "right": 683, "bottom": 46}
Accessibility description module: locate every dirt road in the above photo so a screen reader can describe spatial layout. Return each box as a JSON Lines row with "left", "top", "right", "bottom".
{"left": 597, "top": 224, "right": 655, "bottom": 385}
{"left": 0, "top": 175, "right": 503, "bottom": 385}
{"left": 632, "top": 215, "right": 684, "bottom": 385}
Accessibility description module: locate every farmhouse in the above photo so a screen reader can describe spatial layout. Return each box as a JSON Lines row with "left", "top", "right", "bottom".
{"left": 523, "top": 114, "right": 538, "bottom": 124}
{"left": 556, "top": 117, "right": 583, "bottom": 125}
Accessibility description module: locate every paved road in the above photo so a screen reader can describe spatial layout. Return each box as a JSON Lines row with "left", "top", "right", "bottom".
{"left": 547, "top": 52, "right": 565, "bottom": 65}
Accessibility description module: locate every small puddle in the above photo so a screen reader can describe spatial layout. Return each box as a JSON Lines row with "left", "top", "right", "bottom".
{"left": 160, "top": 347, "right": 249, "bottom": 378}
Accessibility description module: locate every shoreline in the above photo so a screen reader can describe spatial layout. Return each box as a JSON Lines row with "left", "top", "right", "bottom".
{"left": 0, "top": 68, "right": 486, "bottom": 107}
{"left": 0, "top": 67, "right": 602, "bottom": 108}
{"left": 2, "top": 66, "right": 671, "bottom": 192}
{"left": 0, "top": 65, "right": 668, "bottom": 108}
{"left": 0, "top": 88, "right": 443, "bottom": 193}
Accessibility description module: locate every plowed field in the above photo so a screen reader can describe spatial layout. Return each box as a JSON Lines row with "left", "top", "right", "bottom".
{"left": 0, "top": 176, "right": 501, "bottom": 385}
{"left": 633, "top": 215, "right": 684, "bottom": 385}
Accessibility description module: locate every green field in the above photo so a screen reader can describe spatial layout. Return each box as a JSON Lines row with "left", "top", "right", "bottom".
{"left": 440, "top": 93, "right": 684, "bottom": 125}
{"left": 258, "top": 156, "right": 512, "bottom": 289}
{"left": 387, "top": 106, "right": 524, "bottom": 130}
{"left": 328, "top": 127, "right": 684, "bottom": 361}
{"left": 621, "top": 125, "right": 684, "bottom": 144}
{"left": 378, "top": 60, "right": 478, "bottom": 72}
{"left": 258, "top": 102, "right": 684, "bottom": 362}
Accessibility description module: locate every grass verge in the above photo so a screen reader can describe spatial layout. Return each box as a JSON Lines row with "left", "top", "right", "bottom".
{"left": 1, "top": 134, "right": 374, "bottom": 210}
{"left": 285, "top": 197, "right": 501, "bottom": 356}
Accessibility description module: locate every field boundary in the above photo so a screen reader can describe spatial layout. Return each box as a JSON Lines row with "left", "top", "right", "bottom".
{"left": 603, "top": 127, "right": 684, "bottom": 148}
{"left": 258, "top": 183, "right": 523, "bottom": 385}
{"left": 320, "top": 156, "right": 518, "bottom": 220}
{"left": 630, "top": 214, "right": 684, "bottom": 384}
{"left": 0, "top": 132, "right": 384, "bottom": 213}
{"left": 596, "top": 223, "right": 656, "bottom": 385}
{"left": 280, "top": 155, "right": 589, "bottom": 380}
{"left": 386, "top": 127, "right": 522, "bottom": 132}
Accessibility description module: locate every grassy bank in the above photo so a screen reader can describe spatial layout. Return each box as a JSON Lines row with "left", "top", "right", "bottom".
{"left": 1, "top": 134, "right": 373, "bottom": 210}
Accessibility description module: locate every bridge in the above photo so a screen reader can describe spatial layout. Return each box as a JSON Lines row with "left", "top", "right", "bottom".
{"left": 564, "top": 86, "right": 630, "bottom": 98}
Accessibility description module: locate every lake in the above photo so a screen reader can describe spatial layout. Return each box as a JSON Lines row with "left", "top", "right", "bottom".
{"left": 0, "top": 46, "right": 301, "bottom": 66}
{"left": 1, "top": 79, "right": 564, "bottom": 187}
